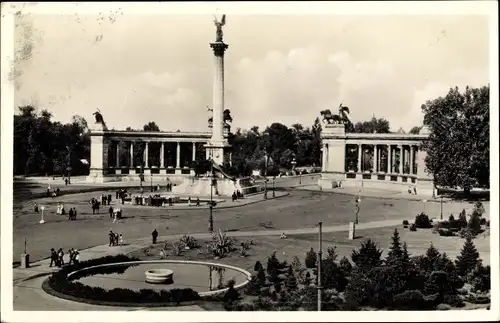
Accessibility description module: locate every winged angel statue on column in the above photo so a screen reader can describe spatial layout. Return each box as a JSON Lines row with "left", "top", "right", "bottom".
{"left": 214, "top": 14, "right": 226, "bottom": 42}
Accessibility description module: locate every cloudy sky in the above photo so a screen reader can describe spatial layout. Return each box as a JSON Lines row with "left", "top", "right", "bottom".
{"left": 11, "top": 4, "right": 490, "bottom": 133}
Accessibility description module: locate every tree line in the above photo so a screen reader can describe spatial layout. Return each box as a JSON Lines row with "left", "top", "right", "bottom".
{"left": 13, "top": 84, "right": 489, "bottom": 193}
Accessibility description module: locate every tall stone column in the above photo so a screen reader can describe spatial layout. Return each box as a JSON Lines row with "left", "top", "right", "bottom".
{"left": 398, "top": 145, "right": 403, "bottom": 175}
{"left": 192, "top": 142, "right": 196, "bottom": 161}
{"left": 205, "top": 40, "right": 231, "bottom": 166}
{"left": 160, "top": 142, "right": 165, "bottom": 168}
{"left": 176, "top": 142, "right": 181, "bottom": 168}
{"left": 357, "top": 144, "right": 362, "bottom": 172}
{"left": 144, "top": 142, "right": 149, "bottom": 167}
{"left": 115, "top": 142, "right": 120, "bottom": 167}
{"left": 410, "top": 145, "right": 414, "bottom": 175}
{"left": 387, "top": 145, "right": 392, "bottom": 173}
{"left": 373, "top": 145, "right": 378, "bottom": 172}
{"left": 130, "top": 142, "right": 134, "bottom": 167}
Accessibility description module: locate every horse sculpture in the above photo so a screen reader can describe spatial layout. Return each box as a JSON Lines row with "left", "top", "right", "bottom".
{"left": 92, "top": 108, "right": 108, "bottom": 129}
{"left": 320, "top": 109, "right": 342, "bottom": 124}
{"left": 320, "top": 103, "right": 351, "bottom": 124}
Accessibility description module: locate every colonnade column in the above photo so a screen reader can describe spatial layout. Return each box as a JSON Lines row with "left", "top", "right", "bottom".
{"left": 144, "top": 142, "right": 149, "bottom": 167}
{"left": 373, "top": 145, "right": 378, "bottom": 172}
{"left": 357, "top": 144, "right": 362, "bottom": 172}
{"left": 387, "top": 145, "right": 392, "bottom": 173}
{"left": 160, "top": 142, "right": 165, "bottom": 168}
{"left": 398, "top": 145, "right": 403, "bottom": 175}
{"left": 115, "top": 142, "right": 120, "bottom": 167}
{"left": 410, "top": 145, "right": 414, "bottom": 175}
{"left": 192, "top": 142, "right": 196, "bottom": 161}
{"left": 130, "top": 142, "right": 134, "bottom": 167}
{"left": 176, "top": 142, "right": 181, "bottom": 168}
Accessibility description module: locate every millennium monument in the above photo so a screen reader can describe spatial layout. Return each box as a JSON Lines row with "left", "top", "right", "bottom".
{"left": 87, "top": 15, "right": 254, "bottom": 196}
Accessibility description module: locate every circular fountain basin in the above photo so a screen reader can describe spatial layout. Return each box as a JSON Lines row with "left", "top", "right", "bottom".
{"left": 145, "top": 269, "right": 174, "bottom": 284}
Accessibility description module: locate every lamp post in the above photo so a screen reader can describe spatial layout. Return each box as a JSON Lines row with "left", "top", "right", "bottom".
{"left": 209, "top": 152, "right": 214, "bottom": 233}
{"left": 272, "top": 176, "right": 276, "bottom": 198}
{"left": 440, "top": 195, "right": 443, "bottom": 220}
{"left": 263, "top": 153, "right": 268, "bottom": 200}
{"left": 150, "top": 172, "right": 153, "bottom": 192}
{"left": 65, "top": 145, "right": 72, "bottom": 185}
{"left": 317, "top": 221, "right": 323, "bottom": 311}
{"left": 355, "top": 196, "right": 360, "bottom": 224}
{"left": 39, "top": 206, "right": 45, "bottom": 224}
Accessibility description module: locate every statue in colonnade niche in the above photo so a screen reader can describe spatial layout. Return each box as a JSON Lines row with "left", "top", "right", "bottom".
{"left": 208, "top": 109, "right": 233, "bottom": 129}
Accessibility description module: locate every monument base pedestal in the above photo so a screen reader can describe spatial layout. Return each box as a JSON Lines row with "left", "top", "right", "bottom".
{"left": 20, "top": 253, "right": 30, "bottom": 268}
{"left": 349, "top": 222, "right": 356, "bottom": 240}
{"left": 205, "top": 142, "right": 231, "bottom": 166}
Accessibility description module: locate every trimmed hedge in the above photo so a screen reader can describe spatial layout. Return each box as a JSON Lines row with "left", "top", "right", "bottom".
{"left": 46, "top": 254, "right": 201, "bottom": 305}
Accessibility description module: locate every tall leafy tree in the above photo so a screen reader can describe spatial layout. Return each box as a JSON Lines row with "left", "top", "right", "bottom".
{"left": 350, "top": 116, "right": 391, "bottom": 134}
{"left": 143, "top": 121, "right": 160, "bottom": 132}
{"left": 421, "top": 85, "right": 489, "bottom": 193}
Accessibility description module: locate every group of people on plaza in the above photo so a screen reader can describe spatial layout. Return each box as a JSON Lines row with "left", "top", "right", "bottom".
{"left": 116, "top": 188, "right": 130, "bottom": 204}
{"left": 46, "top": 185, "right": 60, "bottom": 198}
{"left": 108, "top": 230, "right": 124, "bottom": 246}
{"left": 108, "top": 205, "right": 122, "bottom": 223}
{"left": 33, "top": 202, "right": 78, "bottom": 220}
{"left": 100, "top": 193, "right": 113, "bottom": 206}
{"left": 49, "top": 247, "right": 79, "bottom": 267}
{"left": 90, "top": 197, "right": 101, "bottom": 214}
{"left": 231, "top": 190, "right": 244, "bottom": 202}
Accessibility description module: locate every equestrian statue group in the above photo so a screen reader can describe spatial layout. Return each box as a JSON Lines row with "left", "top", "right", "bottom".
{"left": 320, "top": 103, "right": 351, "bottom": 125}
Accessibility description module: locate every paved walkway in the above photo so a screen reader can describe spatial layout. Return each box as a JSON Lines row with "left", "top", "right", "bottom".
{"left": 299, "top": 185, "right": 474, "bottom": 203}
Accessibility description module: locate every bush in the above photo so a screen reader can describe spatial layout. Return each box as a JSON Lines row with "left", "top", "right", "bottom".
{"left": 465, "top": 294, "right": 491, "bottom": 304}
{"left": 468, "top": 212, "right": 482, "bottom": 236}
{"left": 436, "top": 303, "right": 452, "bottom": 310}
{"left": 486, "top": 220, "right": 490, "bottom": 227}
{"left": 402, "top": 220, "right": 409, "bottom": 226}
{"left": 443, "top": 294, "right": 465, "bottom": 308}
{"left": 304, "top": 248, "right": 317, "bottom": 269}
{"left": 415, "top": 213, "right": 432, "bottom": 228}
{"left": 438, "top": 229, "right": 455, "bottom": 237}
{"left": 479, "top": 218, "right": 487, "bottom": 225}
{"left": 410, "top": 224, "right": 417, "bottom": 231}
{"left": 448, "top": 214, "right": 455, "bottom": 222}
{"left": 392, "top": 290, "right": 437, "bottom": 310}
{"left": 179, "top": 235, "right": 199, "bottom": 249}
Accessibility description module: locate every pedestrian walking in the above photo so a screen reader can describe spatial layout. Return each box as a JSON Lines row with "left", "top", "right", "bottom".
{"left": 33, "top": 202, "right": 39, "bottom": 213}
{"left": 49, "top": 248, "right": 57, "bottom": 267}
{"left": 57, "top": 248, "right": 64, "bottom": 267}
{"left": 74, "top": 250, "right": 80, "bottom": 265}
{"left": 152, "top": 229, "right": 158, "bottom": 244}
{"left": 119, "top": 233, "right": 123, "bottom": 246}
{"left": 109, "top": 230, "right": 115, "bottom": 246}
{"left": 108, "top": 206, "right": 114, "bottom": 218}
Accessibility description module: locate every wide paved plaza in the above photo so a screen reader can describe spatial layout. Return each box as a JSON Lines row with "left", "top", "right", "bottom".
{"left": 13, "top": 180, "right": 489, "bottom": 264}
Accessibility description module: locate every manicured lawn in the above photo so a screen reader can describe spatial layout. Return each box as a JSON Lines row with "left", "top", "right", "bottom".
{"left": 128, "top": 225, "right": 491, "bottom": 280}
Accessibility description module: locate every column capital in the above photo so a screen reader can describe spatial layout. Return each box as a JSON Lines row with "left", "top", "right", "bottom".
{"left": 210, "top": 42, "right": 229, "bottom": 57}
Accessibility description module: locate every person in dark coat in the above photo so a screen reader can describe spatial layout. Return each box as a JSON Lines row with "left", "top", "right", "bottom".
{"left": 108, "top": 206, "right": 114, "bottom": 218}
{"left": 49, "top": 248, "right": 57, "bottom": 267}
{"left": 152, "top": 229, "right": 158, "bottom": 244}
{"left": 109, "top": 230, "right": 115, "bottom": 246}
{"left": 68, "top": 208, "right": 74, "bottom": 220}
